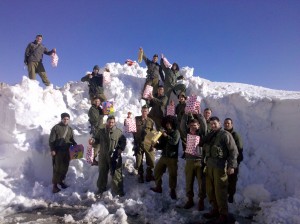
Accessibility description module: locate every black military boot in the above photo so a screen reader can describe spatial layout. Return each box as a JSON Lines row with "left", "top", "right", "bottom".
{"left": 213, "top": 214, "right": 228, "bottom": 224}
{"left": 150, "top": 185, "right": 162, "bottom": 193}
{"left": 145, "top": 174, "right": 155, "bottom": 182}
{"left": 228, "top": 194, "right": 234, "bottom": 203}
{"left": 52, "top": 184, "right": 61, "bottom": 193}
{"left": 170, "top": 189, "right": 177, "bottom": 200}
{"left": 145, "top": 168, "right": 155, "bottom": 182}
{"left": 203, "top": 209, "right": 219, "bottom": 219}
{"left": 59, "top": 182, "right": 68, "bottom": 189}
{"left": 183, "top": 197, "right": 194, "bottom": 209}
{"left": 138, "top": 174, "right": 144, "bottom": 183}
{"left": 198, "top": 197, "right": 205, "bottom": 211}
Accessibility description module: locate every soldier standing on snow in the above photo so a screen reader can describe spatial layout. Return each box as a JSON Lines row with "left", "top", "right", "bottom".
{"left": 89, "top": 116, "right": 127, "bottom": 196}
{"left": 224, "top": 118, "right": 243, "bottom": 203}
{"left": 88, "top": 96, "right": 104, "bottom": 166}
{"left": 175, "top": 92, "right": 187, "bottom": 155}
{"left": 81, "top": 65, "right": 108, "bottom": 103}
{"left": 49, "top": 113, "right": 77, "bottom": 193}
{"left": 150, "top": 116, "right": 180, "bottom": 200}
{"left": 133, "top": 105, "right": 156, "bottom": 183}
{"left": 24, "top": 34, "right": 56, "bottom": 86}
{"left": 147, "top": 85, "right": 168, "bottom": 130}
{"left": 182, "top": 119, "right": 206, "bottom": 211}
{"left": 201, "top": 116, "right": 238, "bottom": 224}
{"left": 139, "top": 47, "right": 164, "bottom": 97}
{"left": 160, "top": 54, "right": 186, "bottom": 104}
{"left": 180, "top": 107, "right": 207, "bottom": 158}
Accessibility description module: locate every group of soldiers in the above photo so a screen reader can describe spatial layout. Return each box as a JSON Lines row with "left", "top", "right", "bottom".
{"left": 25, "top": 35, "right": 243, "bottom": 224}
{"left": 83, "top": 49, "right": 243, "bottom": 224}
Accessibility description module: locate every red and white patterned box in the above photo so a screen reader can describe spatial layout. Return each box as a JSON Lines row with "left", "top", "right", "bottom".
{"left": 143, "top": 85, "right": 153, "bottom": 99}
{"left": 186, "top": 134, "right": 200, "bottom": 156}
{"left": 166, "top": 104, "right": 175, "bottom": 116}
{"left": 185, "top": 95, "right": 201, "bottom": 114}
{"left": 124, "top": 117, "right": 137, "bottom": 133}
{"left": 86, "top": 144, "right": 94, "bottom": 165}
{"left": 51, "top": 53, "right": 59, "bottom": 67}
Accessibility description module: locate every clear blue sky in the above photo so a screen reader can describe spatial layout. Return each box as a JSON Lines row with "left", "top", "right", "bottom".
{"left": 0, "top": 0, "right": 299, "bottom": 91}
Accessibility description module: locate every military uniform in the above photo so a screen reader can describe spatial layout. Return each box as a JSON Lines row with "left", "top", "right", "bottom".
{"left": 132, "top": 116, "right": 155, "bottom": 182}
{"left": 24, "top": 40, "right": 55, "bottom": 86}
{"left": 226, "top": 128, "right": 243, "bottom": 201}
{"left": 202, "top": 128, "right": 238, "bottom": 216}
{"left": 147, "top": 93, "right": 168, "bottom": 130}
{"left": 180, "top": 113, "right": 207, "bottom": 152}
{"left": 206, "top": 120, "right": 212, "bottom": 133}
{"left": 160, "top": 59, "right": 185, "bottom": 104}
{"left": 141, "top": 53, "right": 163, "bottom": 96}
{"left": 175, "top": 101, "right": 186, "bottom": 128}
{"left": 81, "top": 73, "right": 107, "bottom": 102}
{"left": 153, "top": 128, "right": 180, "bottom": 193}
{"left": 184, "top": 129, "right": 206, "bottom": 209}
{"left": 49, "top": 122, "right": 77, "bottom": 185}
{"left": 88, "top": 104, "right": 104, "bottom": 161}
{"left": 93, "top": 126, "right": 126, "bottom": 196}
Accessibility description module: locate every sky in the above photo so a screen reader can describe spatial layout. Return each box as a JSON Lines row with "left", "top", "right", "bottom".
{"left": 0, "top": 0, "right": 299, "bottom": 91}
{"left": 1, "top": 64, "right": 300, "bottom": 223}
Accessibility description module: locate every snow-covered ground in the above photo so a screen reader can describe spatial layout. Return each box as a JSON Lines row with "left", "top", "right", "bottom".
{"left": 0, "top": 62, "right": 300, "bottom": 223}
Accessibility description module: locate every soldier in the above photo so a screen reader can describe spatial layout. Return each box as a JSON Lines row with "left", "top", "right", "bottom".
{"left": 139, "top": 47, "right": 164, "bottom": 97}
{"left": 180, "top": 107, "right": 207, "bottom": 158}
{"left": 147, "top": 85, "right": 168, "bottom": 130}
{"left": 81, "top": 65, "right": 108, "bottom": 102}
{"left": 203, "top": 108, "right": 212, "bottom": 133}
{"left": 89, "top": 116, "right": 127, "bottom": 196}
{"left": 183, "top": 119, "right": 206, "bottom": 211}
{"left": 224, "top": 118, "right": 243, "bottom": 203}
{"left": 150, "top": 116, "right": 180, "bottom": 200}
{"left": 49, "top": 113, "right": 77, "bottom": 193}
{"left": 24, "top": 34, "right": 56, "bottom": 86}
{"left": 202, "top": 116, "right": 238, "bottom": 224}
{"left": 160, "top": 54, "right": 186, "bottom": 104}
{"left": 132, "top": 105, "right": 156, "bottom": 183}
{"left": 175, "top": 92, "right": 187, "bottom": 128}
{"left": 88, "top": 96, "right": 104, "bottom": 166}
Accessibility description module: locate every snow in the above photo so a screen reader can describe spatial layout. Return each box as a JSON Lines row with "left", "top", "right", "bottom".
{"left": 0, "top": 62, "right": 300, "bottom": 223}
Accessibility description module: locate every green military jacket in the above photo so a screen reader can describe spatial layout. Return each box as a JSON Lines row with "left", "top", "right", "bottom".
{"left": 81, "top": 72, "right": 104, "bottom": 97}
{"left": 94, "top": 126, "right": 126, "bottom": 156}
{"left": 88, "top": 104, "right": 104, "bottom": 133}
{"left": 133, "top": 116, "right": 155, "bottom": 144}
{"left": 24, "top": 41, "right": 54, "bottom": 63}
{"left": 157, "top": 129, "right": 180, "bottom": 159}
{"left": 160, "top": 58, "right": 180, "bottom": 88}
{"left": 227, "top": 128, "right": 243, "bottom": 163}
{"left": 49, "top": 122, "right": 76, "bottom": 151}
{"left": 175, "top": 102, "right": 186, "bottom": 126}
{"left": 148, "top": 93, "right": 168, "bottom": 119}
{"left": 180, "top": 113, "right": 207, "bottom": 139}
{"left": 143, "top": 53, "right": 162, "bottom": 80}
{"left": 202, "top": 128, "right": 238, "bottom": 169}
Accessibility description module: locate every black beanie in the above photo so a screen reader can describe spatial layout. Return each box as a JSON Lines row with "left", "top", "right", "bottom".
{"left": 93, "top": 65, "right": 100, "bottom": 70}
{"left": 61, "top": 113, "right": 70, "bottom": 119}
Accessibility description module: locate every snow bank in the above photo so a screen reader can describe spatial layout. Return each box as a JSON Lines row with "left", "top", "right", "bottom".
{"left": 0, "top": 62, "right": 300, "bottom": 223}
